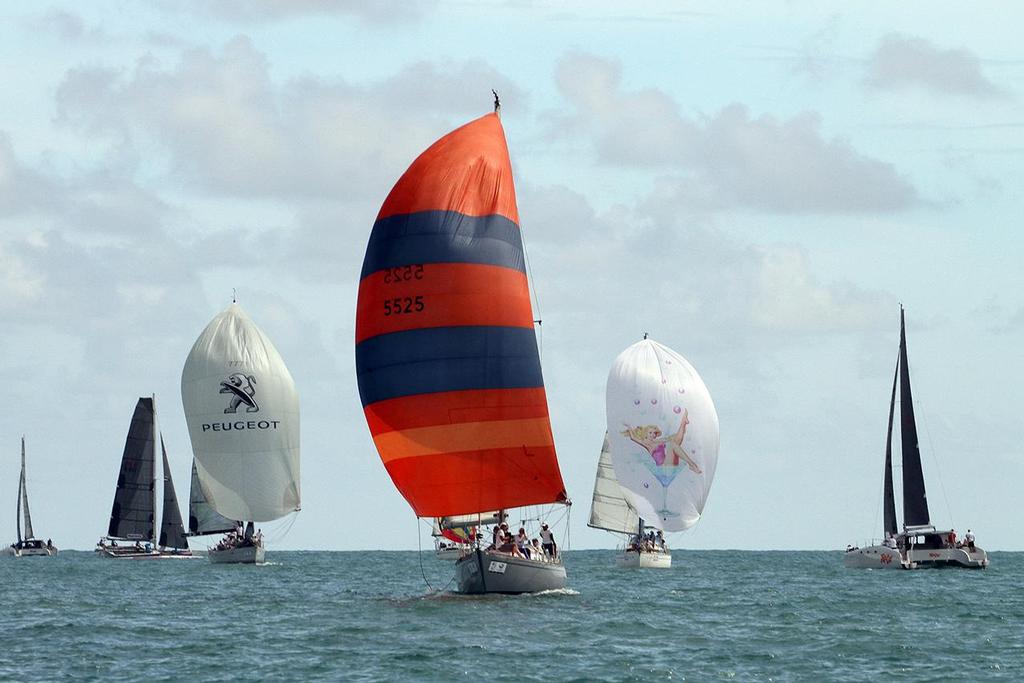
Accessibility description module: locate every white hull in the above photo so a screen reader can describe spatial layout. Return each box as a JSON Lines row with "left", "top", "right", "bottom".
{"left": 845, "top": 544, "right": 988, "bottom": 570}
{"left": 616, "top": 549, "right": 672, "bottom": 568}
{"left": 208, "top": 543, "right": 265, "bottom": 565}
{"left": 95, "top": 545, "right": 196, "bottom": 560}
{"left": 5, "top": 546, "right": 57, "bottom": 558}
{"left": 435, "top": 546, "right": 463, "bottom": 561}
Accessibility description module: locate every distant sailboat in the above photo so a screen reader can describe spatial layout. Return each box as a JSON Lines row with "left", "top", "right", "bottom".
{"left": 605, "top": 338, "right": 719, "bottom": 567}
{"left": 845, "top": 307, "right": 988, "bottom": 569}
{"left": 356, "top": 109, "right": 571, "bottom": 594}
{"left": 181, "top": 303, "right": 301, "bottom": 564}
{"left": 96, "top": 397, "right": 193, "bottom": 559}
{"left": 5, "top": 437, "right": 57, "bottom": 557}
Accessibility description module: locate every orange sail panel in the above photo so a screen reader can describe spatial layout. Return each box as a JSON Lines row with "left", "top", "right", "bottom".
{"left": 355, "top": 113, "right": 567, "bottom": 518}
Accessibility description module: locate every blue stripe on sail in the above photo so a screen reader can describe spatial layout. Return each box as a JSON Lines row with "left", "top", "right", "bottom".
{"left": 355, "top": 326, "right": 543, "bottom": 406}
{"left": 360, "top": 211, "right": 525, "bottom": 279}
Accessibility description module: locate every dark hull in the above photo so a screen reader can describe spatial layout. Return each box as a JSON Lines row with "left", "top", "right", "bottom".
{"left": 454, "top": 549, "right": 566, "bottom": 594}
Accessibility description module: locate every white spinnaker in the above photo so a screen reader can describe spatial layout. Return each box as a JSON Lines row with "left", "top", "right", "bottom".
{"left": 181, "top": 304, "right": 300, "bottom": 522}
{"left": 605, "top": 339, "right": 718, "bottom": 532}
{"left": 588, "top": 433, "right": 640, "bottom": 535}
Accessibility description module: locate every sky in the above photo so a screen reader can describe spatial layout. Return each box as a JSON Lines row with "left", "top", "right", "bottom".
{"left": 1, "top": 1, "right": 1021, "bottom": 551}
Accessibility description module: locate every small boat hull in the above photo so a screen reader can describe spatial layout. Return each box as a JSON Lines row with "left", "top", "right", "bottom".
{"left": 5, "top": 544, "right": 57, "bottom": 558}
{"left": 844, "top": 544, "right": 988, "bottom": 569}
{"left": 455, "top": 549, "right": 566, "bottom": 594}
{"left": 208, "top": 543, "right": 265, "bottom": 565}
{"left": 435, "top": 546, "right": 464, "bottom": 561}
{"left": 616, "top": 549, "right": 672, "bottom": 568}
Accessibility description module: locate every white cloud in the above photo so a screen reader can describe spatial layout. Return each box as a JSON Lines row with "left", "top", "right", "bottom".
{"left": 865, "top": 34, "right": 1005, "bottom": 99}
{"left": 174, "top": 0, "right": 437, "bottom": 25}
{"left": 552, "top": 52, "right": 919, "bottom": 214}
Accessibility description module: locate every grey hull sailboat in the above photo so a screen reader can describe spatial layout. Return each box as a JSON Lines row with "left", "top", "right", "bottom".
{"left": 844, "top": 307, "right": 988, "bottom": 569}
{"left": 5, "top": 437, "right": 57, "bottom": 557}
{"left": 96, "top": 397, "right": 195, "bottom": 560}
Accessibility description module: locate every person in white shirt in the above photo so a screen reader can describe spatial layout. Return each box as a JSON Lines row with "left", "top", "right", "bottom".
{"left": 539, "top": 523, "right": 557, "bottom": 558}
{"left": 964, "top": 529, "right": 976, "bottom": 551}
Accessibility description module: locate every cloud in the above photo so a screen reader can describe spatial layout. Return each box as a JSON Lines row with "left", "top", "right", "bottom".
{"left": 552, "top": 52, "right": 919, "bottom": 214}
{"left": 56, "top": 37, "right": 522, "bottom": 201}
{"left": 0, "top": 133, "right": 63, "bottom": 216}
{"left": 865, "top": 34, "right": 1005, "bottom": 99}
{"left": 28, "top": 8, "right": 112, "bottom": 43}
{"left": 174, "top": 0, "right": 437, "bottom": 25}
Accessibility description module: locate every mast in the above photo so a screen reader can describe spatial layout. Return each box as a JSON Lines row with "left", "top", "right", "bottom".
{"left": 898, "top": 307, "right": 930, "bottom": 527}
{"left": 152, "top": 394, "right": 158, "bottom": 545}
{"left": 882, "top": 359, "right": 899, "bottom": 537}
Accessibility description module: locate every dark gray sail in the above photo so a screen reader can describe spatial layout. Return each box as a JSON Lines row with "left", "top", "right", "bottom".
{"left": 159, "top": 438, "right": 189, "bottom": 550}
{"left": 107, "top": 397, "right": 156, "bottom": 542}
{"left": 19, "top": 436, "right": 34, "bottom": 541}
{"left": 898, "top": 308, "right": 930, "bottom": 527}
{"left": 16, "top": 443, "right": 24, "bottom": 543}
{"left": 187, "top": 461, "right": 235, "bottom": 536}
{"left": 882, "top": 361, "right": 899, "bottom": 537}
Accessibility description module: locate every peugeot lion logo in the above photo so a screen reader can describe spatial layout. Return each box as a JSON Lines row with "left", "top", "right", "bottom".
{"left": 220, "top": 373, "right": 259, "bottom": 414}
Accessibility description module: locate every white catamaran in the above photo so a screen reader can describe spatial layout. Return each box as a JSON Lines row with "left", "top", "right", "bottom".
{"left": 604, "top": 337, "right": 719, "bottom": 568}
{"left": 96, "top": 397, "right": 194, "bottom": 559}
{"left": 181, "top": 302, "right": 301, "bottom": 565}
{"left": 6, "top": 437, "right": 57, "bottom": 558}
{"left": 845, "top": 307, "right": 988, "bottom": 570}
{"left": 355, "top": 106, "right": 571, "bottom": 594}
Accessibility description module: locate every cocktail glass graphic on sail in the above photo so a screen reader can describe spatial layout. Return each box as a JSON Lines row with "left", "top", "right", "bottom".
{"left": 5, "top": 437, "right": 58, "bottom": 557}
{"left": 604, "top": 338, "right": 719, "bottom": 567}
{"left": 95, "top": 397, "right": 194, "bottom": 559}
{"left": 356, "top": 105, "right": 571, "bottom": 594}
{"left": 181, "top": 303, "right": 300, "bottom": 565}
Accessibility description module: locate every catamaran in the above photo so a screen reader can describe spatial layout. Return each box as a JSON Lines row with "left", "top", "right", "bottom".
{"left": 5, "top": 437, "right": 57, "bottom": 558}
{"left": 845, "top": 307, "right": 988, "bottom": 569}
{"left": 356, "top": 104, "right": 571, "bottom": 594}
{"left": 96, "top": 397, "right": 193, "bottom": 559}
{"left": 603, "top": 337, "right": 719, "bottom": 568}
{"left": 181, "top": 302, "right": 301, "bottom": 564}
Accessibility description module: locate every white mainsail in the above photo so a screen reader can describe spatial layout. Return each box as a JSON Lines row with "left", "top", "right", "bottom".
{"left": 605, "top": 338, "right": 718, "bottom": 532}
{"left": 181, "top": 303, "right": 300, "bottom": 522}
{"left": 588, "top": 433, "right": 640, "bottom": 535}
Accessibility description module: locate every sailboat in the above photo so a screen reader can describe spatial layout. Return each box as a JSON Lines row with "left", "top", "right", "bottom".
{"left": 844, "top": 307, "right": 988, "bottom": 569}
{"left": 96, "top": 397, "right": 194, "bottom": 559}
{"left": 356, "top": 106, "right": 571, "bottom": 594}
{"left": 604, "top": 337, "right": 719, "bottom": 568}
{"left": 181, "top": 302, "right": 301, "bottom": 565}
{"left": 5, "top": 437, "right": 57, "bottom": 557}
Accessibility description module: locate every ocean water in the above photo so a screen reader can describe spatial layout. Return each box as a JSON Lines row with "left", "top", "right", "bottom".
{"left": 2, "top": 549, "right": 1022, "bottom": 681}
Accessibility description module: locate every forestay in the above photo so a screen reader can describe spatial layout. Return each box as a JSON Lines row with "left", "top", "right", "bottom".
{"left": 588, "top": 433, "right": 640, "bottom": 534}
{"left": 181, "top": 304, "right": 300, "bottom": 522}
{"left": 605, "top": 339, "right": 719, "bottom": 532}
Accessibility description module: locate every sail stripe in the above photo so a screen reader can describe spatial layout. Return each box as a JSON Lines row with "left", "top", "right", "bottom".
{"left": 372, "top": 417, "right": 554, "bottom": 463}
{"left": 356, "top": 326, "right": 543, "bottom": 406}
{"left": 384, "top": 446, "right": 563, "bottom": 518}
{"left": 355, "top": 263, "right": 532, "bottom": 344}
{"left": 360, "top": 211, "right": 525, "bottom": 280}
{"left": 364, "top": 388, "right": 550, "bottom": 436}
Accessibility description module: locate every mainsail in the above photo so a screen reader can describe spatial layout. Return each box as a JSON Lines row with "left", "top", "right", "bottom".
{"left": 605, "top": 338, "right": 719, "bottom": 532}
{"left": 158, "top": 438, "right": 189, "bottom": 550}
{"left": 355, "top": 112, "right": 567, "bottom": 518}
{"left": 107, "top": 397, "right": 157, "bottom": 542}
{"left": 898, "top": 308, "right": 930, "bottom": 527}
{"left": 18, "top": 436, "right": 34, "bottom": 541}
{"left": 882, "top": 360, "right": 899, "bottom": 537}
{"left": 181, "top": 303, "right": 300, "bottom": 523}
{"left": 187, "top": 461, "right": 235, "bottom": 536}
{"left": 588, "top": 433, "right": 640, "bottom": 535}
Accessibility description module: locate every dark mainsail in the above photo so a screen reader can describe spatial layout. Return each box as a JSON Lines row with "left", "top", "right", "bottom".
{"left": 898, "top": 308, "right": 930, "bottom": 527}
{"left": 882, "top": 361, "right": 899, "bottom": 538}
{"left": 159, "top": 438, "right": 189, "bottom": 550}
{"left": 187, "top": 461, "right": 235, "bottom": 536}
{"left": 107, "top": 397, "right": 157, "bottom": 542}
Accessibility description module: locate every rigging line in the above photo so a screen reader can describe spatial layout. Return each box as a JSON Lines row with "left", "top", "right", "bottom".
{"left": 416, "top": 515, "right": 436, "bottom": 592}
{"left": 917, "top": 398, "right": 955, "bottom": 529}
{"left": 519, "top": 218, "right": 544, "bottom": 361}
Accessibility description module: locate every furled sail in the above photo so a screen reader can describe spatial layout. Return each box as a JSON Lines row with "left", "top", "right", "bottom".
{"left": 355, "top": 112, "right": 567, "bottom": 518}
{"left": 898, "top": 308, "right": 930, "bottom": 527}
{"left": 107, "top": 397, "right": 156, "bottom": 542}
{"left": 882, "top": 360, "right": 899, "bottom": 537}
{"left": 187, "top": 460, "right": 235, "bottom": 536}
{"left": 158, "top": 438, "right": 189, "bottom": 550}
{"left": 588, "top": 433, "right": 640, "bottom": 535}
{"left": 605, "top": 339, "right": 719, "bottom": 532}
{"left": 181, "top": 303, "right": 300, "bottom": 522}
{"left": 19, "top": 436, "right": 34, "bottom": 541}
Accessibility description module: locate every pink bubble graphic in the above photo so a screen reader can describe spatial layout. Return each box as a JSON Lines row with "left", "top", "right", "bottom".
{"left": 673, "top": 406, "right": 682, "bottom": 414}
{"left": 651, "top": 399, "right": 658, "bottom": 405}
{"left": 661, "top": 379, "right": 667, "bottom": 384}
{"left": 643, "top": 482, "right": 650, "bottom": 489}
{"left": 678, "top": 388, "right": 685, "bottom": 394}
{"left": 633, "top": 399, "right": 640, "bottom": 406}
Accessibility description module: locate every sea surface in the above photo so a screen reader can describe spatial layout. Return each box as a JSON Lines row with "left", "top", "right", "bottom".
{"left": 2, "top": 549, "right": 1022, "bottom": 681}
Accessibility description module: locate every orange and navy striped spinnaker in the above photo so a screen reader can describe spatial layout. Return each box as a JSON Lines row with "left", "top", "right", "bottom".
{"left": 355, "top": 113, "right": 568, "bottom": 518}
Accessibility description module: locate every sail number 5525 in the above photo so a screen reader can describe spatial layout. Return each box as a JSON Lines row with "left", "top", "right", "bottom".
{"left": 383, "top": 296, "right": 425, "bottom": 316}
{"left": 383, "top": 265, "right": 424, "bottom": 283}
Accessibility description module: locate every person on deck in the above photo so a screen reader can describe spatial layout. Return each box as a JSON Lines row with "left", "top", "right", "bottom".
{"left": 539, "top": 523, "right": 557, "bottom": 558}
{"left": 965, "top": 529, "right": 976, "bottom": 551}
{"left": 947, "top": 529, "right": 957, "bottom": 548}
{"left": 516, "top": 528, "right": 531, "bottom": 559}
